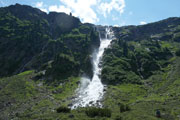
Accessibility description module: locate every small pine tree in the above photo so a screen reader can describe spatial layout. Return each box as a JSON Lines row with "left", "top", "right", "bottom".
{"left": 175, "top": 49, "right": 180, "bottom": 56}
{"left": 123, "top": 41, "right": 128, "bottom": 57}
{"left": 85, "top": 107, "right": 111, "bottom": 118}
{"left": 120, "top": 104, "right": 131, "bottom": 112}
{"left": 155, "top": 40, "right": 161, "bottom": 48}
{"left": 120, "top": 104, "right": 126, "bottom": 112}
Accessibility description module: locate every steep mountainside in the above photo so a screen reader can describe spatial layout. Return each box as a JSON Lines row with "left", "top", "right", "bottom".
{"left": 0, "top": 4, "right": 180, "bottom": 120}
{"left": 0, "top": 4, "right": 99, "bottom": 79}
{"left": 102, "top": 17, "right": 180, "bottom": 85}
{"left": 100, "top": 17, "right": 180, "bottom": 120}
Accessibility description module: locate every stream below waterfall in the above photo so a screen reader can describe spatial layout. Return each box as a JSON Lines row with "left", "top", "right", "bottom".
{"left": 72, "top": 27, "right": 114, "bottom": 109}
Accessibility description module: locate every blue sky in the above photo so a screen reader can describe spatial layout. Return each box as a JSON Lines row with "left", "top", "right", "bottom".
{"left": 0, "top": 0, "right": 180, "bottom": 26}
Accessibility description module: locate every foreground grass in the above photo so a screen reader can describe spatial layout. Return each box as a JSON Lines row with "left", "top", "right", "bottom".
{"left": 102, "top": 57, "right": 180, "bottom": 120}
{"left": 0, "top": 58, "right": 180, "bottom": 120}
{"left": 0, "top": 71, "right": 81, "bottom": 119}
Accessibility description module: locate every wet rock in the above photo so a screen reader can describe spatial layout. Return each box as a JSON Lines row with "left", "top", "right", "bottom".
{"left": 5, "top": 102, "right": 11, "bottom": 107}
{"left": 68, "top": 103, "right": 73, "bottom": 107}
{"left": 89, "top": 101, "right": 93, "bottom": 104}
{"left": 76, "top": 81, "right": 80, "bottom": 85}
{"left": 67, "top": 97, "right": 74, "bottom": 101}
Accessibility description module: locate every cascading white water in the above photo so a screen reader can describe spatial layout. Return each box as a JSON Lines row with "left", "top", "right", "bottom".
{"left": 72, "top": 27, "right": 114, "bottom": 109}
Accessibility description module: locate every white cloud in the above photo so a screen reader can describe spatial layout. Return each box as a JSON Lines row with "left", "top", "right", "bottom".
{"left": 48, "top": 0, "right": 100, "bottom": 23}
{"left": 39, "top": 0, "right": 126, "bottom": 24}
{"left": 49, "top": 5, "right": 71, "bottom": 13}
{"left": 35, "top": 2, "right": 48, "bottom": 13}
{"left": 98, "top": 0, "right": 125, "bottom": 17}
{"left": 35, "top": 2, "right": 43, "bottom": 8}
{"left": 113, "top": 24, "right": 119, "bottom": 27}
{"left": 40, "top": 8, "right": 48, "bottom": 13}
{"left": 140, "top": 21, "right": 147, "bottom": 25}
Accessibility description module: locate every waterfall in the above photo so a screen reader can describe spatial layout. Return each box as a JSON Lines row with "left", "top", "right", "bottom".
{"left": 71, "top": 27, "right": 114, "bottom": 109}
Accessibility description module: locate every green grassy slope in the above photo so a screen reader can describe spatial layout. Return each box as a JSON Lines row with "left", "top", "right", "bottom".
{"left": 0, "top": 4, "right": 99, "bottom": 80}
{"left": 0, "top": 71, "right": 80, "bottom": 119}
{"left": 102, "top": 56, "right": 180, "bottom": 120}
{"left": 1, "top": 61, "right": 179, "bottom": 120}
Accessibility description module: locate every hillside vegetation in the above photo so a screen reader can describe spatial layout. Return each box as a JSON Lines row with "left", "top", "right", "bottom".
{"left": 0, "top": 4, "right": 180, "bottom": 120}
{"left": 0, "top": 4, "right": 99, "bottom": 80}
{"left": 101, "top": 19, "right": 180, "bottom": 119}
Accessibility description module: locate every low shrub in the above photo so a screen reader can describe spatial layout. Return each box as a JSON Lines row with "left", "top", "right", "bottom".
{"left": 56, "top": 106, "right": 71, "bottom": 113}
{"left": 120, "top": 104, "right": 131, "bottom": 113}
{"left": 126, "top": 105, "right": 131, "bottom": 111}
{"left": 85, "top": 107, "right": 111, "bottom": 118}
{"left": 115, "top": 115, "right": 123, "bottom": 120}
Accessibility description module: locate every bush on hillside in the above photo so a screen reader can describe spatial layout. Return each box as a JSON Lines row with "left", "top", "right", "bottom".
{"left": 85, "top": 107, "right": 111, "bottom": 118}
{"left": 56, "top": 106, "right": 71, "bottom": 113}
{"left": 115, "top": 115, "right": 123, "bottom": 120}
{"left": 120, "top": 104, "right": 131, "bottom": 113}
